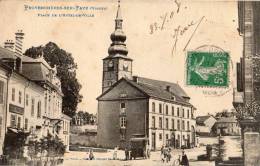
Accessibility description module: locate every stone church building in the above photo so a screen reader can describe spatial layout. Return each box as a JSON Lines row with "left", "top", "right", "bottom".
{"left": 97, "top": 2, "right": 197, "bottom": 150}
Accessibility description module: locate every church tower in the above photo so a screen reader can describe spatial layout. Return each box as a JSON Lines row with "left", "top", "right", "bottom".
{"left": 102, "top": 0, "right": 133, "bottom": 92}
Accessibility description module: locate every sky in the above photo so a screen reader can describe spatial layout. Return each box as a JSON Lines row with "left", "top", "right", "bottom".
{"left": 0, "top": 0, "right": 242, "bottom": 116}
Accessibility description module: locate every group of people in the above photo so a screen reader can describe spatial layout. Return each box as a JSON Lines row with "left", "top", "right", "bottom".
{"left": 87, "top": 145, "right": 189, "bottom": 165}
{"left": 161, "top": 145, "right": 189, "bottom": 166}
{"left": 161, "top": 146, "right": 172, "bottom": 162}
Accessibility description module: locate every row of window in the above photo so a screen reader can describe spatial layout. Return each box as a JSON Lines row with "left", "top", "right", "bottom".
{"left": 119, "top": 102, "right": 194, "bottom": 120}
{"left": 10, "top": 114, "right": 29, "bottom": 130}
{"left": 151, "top": 116, "right": 191, "bottom": 131}
{"left": 12, "top": 88, "right": 63, "bottom": 119}
{"left": 11, "top": 88, "right": 22, "bottom": 104}
{"left": 12, "top": 88, "right": 42, "bottom": 118}
{"left": 216, "top": 123, "right": 239, "bottom": 128}
{"left": 158, "top": 133, "right": 191, "bottom": 142}
{"left": 151, "top": 102, "right": 193, "bottom": 119}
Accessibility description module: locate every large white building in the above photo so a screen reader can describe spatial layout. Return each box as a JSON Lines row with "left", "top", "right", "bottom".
{"left": 0, "top": 31, "right": 71, "bottom": 154}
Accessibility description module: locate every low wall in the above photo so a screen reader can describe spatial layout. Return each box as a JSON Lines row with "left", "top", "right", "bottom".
{"left": 244, "top": 132, "right": 260, "bottom": 166}
{"left": 70, "top": 133, "right": 97, "bottom": 147}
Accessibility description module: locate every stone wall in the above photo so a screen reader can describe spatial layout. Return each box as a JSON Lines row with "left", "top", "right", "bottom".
{"left": 244, "top": 132, "right": 260, "bottom": 165}
{"left": 70, "top": 133, "right": 97, "bottom": 147}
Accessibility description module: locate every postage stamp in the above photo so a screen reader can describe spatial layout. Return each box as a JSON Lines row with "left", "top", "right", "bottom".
{"left": 186, "top": 50, "right": 229, "bottom": 87}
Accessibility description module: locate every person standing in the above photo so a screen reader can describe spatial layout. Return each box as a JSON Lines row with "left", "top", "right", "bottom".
{"left": 145, "top": 143, "right": 150, "bottom": 159}
{"left": 125, "top": 147, "right": 129, "bottom": 160}
{"left": 89, "top": 149, "right": 94, "bottom": 160}
{"left": 180, "top": 150, "right": 189, "bottom": 166}
{"left": 161, "top": 145, "right": 165, "bottom": 162}
{"left": 113, "top": 146, "right": 118, "bottom": 160}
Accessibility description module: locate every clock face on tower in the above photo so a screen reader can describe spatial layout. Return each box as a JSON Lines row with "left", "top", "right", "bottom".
{"left": 108, "top": 61, "right": 114, "bottom": 67}
{"left": 123, "top": 61, "right": 128, "bottom": 71}
{"left": 108, "top": 60, "right": 114, "bottom": 71}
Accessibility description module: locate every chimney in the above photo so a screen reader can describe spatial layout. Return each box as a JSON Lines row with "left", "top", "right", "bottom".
{"left": 4, "top": 40, "right": 15, "bottom": 51}
{"left": 15, "top": 30, "right": 25, "bottom": 73}
{"left": 166, "top": 85, "right": 171, "bottom": 92}
{"left": 15, "top": 30, "right": 25, "bottom": 56}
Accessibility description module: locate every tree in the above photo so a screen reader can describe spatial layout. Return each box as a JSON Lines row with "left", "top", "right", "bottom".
{"left": 236, "top": 99, "right": 260, "bottom": 120}
{"left": 24, "top": 42, "right": 83, "bottom": 117}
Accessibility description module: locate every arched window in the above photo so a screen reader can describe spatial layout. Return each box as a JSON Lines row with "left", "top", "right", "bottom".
{"left": 152, "top": 102, "right": 155, "bottom": 112}
{"left": 159, "top": 103, "right": 162, "bottom": 113}
{"left": 172, "top": 106, "right": 174, "bottom": 116}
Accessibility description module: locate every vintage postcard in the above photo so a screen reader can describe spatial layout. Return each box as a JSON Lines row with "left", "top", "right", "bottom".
{"left": 0, "top": 0, "right": 259, "bottom": 165}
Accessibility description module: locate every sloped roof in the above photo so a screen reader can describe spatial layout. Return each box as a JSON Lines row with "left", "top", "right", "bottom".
{"left": 216, "top": 117, "right": 237, "bottom": 123}
{"left": 126, "top": 79, "right": 191, "bottom": 105}
{"left": 133, "top": 77, "right": 189, "bottom": 98}
{"left": 196, "top": 115, "right": 212, "bottom": 125}
{"left": 22, "top": 62, "right": 50, "bottom": 81}
{"left": 22, "top": 55, "right": 52, "bottom": 69}
{"left": 62, "top": 113, "right": 72, "bottom": 120}
{"left": 0, "top": 46, "right": 19, "bottom": 59}
{"left": 98, "top": 77, "right": 193, "bottom": 106}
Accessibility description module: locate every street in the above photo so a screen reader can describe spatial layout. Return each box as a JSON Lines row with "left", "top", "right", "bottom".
{"left": 63, "top": 136, "right": 242, "bottom": 166}
{"left": 63, "top": 146, "right": 214, "bottom": 166}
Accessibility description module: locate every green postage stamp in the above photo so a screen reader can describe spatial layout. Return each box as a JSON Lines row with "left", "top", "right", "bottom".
{"left": 186, "top": 51, "right": 229, "bottom": 87}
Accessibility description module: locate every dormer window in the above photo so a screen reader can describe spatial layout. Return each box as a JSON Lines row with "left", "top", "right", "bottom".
{"left": 171, "top": 96, "right": 175, "bottom": 100}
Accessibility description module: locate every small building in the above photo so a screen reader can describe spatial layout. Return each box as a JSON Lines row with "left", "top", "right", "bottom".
{"left": 196, "top": 115, "right": 216, "bottom": 136}
{"left": 61, "top": 113, "right": 71, "bottom": 151}
{"left": 214, "top": 117, "right": 241, "bottom": 136}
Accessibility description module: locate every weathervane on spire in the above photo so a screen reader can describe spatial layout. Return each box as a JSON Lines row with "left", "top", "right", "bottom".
{"left": 115, "top": 0, "right": 123, "bottom": 29}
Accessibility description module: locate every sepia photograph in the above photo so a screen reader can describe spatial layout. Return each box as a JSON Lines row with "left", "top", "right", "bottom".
{"left": 0, "top": 0, "right": 259, "bottom": 165}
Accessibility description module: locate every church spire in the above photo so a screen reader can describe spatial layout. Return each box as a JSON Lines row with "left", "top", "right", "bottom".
{"left": 108, "top": 0, "right": 128, "bottom": 56}
{"left": 115, "top": 0, "right": 123, "bottom": 29}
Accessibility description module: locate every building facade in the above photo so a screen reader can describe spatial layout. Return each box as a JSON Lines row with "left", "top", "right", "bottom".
{"left": 0, "top": 63, "right": 11, "bottom": 155}
{"left": 234, "top": 2, "right": 260, "bottom": 165}
{"left": 214, "top": 117, "right": 241, "bottom": 136}
{"left": 196, "top": 115, "right": 216, "bottom": 136}
{"left": 97, "top": 2, "right": 197, "bottom": 151}
{"left": 0, "top": 31, "right": 71, "bottom": 154}
{"left": 235, "top": 2, "right": 260, "bottom": 105}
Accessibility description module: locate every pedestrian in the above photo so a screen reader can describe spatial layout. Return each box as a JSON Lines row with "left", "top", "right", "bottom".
{"left": 180, "top": 150, "right": 189, "bottom": 166}
{"left": 145, "top": 143, "right": 150, "bottom": 159}
{"left": 167, "top": 147, "right": 172, "bottom": 162}
{"left": 160, "top": 145, "right": 164, "bottom": 155}
{"left": 89, "top": 149, "right": 94, "bottom": 160}
{"left": 125, "top": 147, "right": 129, "bottom": 160}
{"left": 163, "top": 146, "right": 168, "bottom": 162}
{"left": 161, "top": 145, "right": 165, "bottom": 162}
{"left": 113, "top": 145, "right": 118, "bottom": 160}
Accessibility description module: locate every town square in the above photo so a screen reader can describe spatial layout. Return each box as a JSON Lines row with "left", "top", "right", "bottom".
{"left": 0, "top": 0, "right": 259, "bottom": 165}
